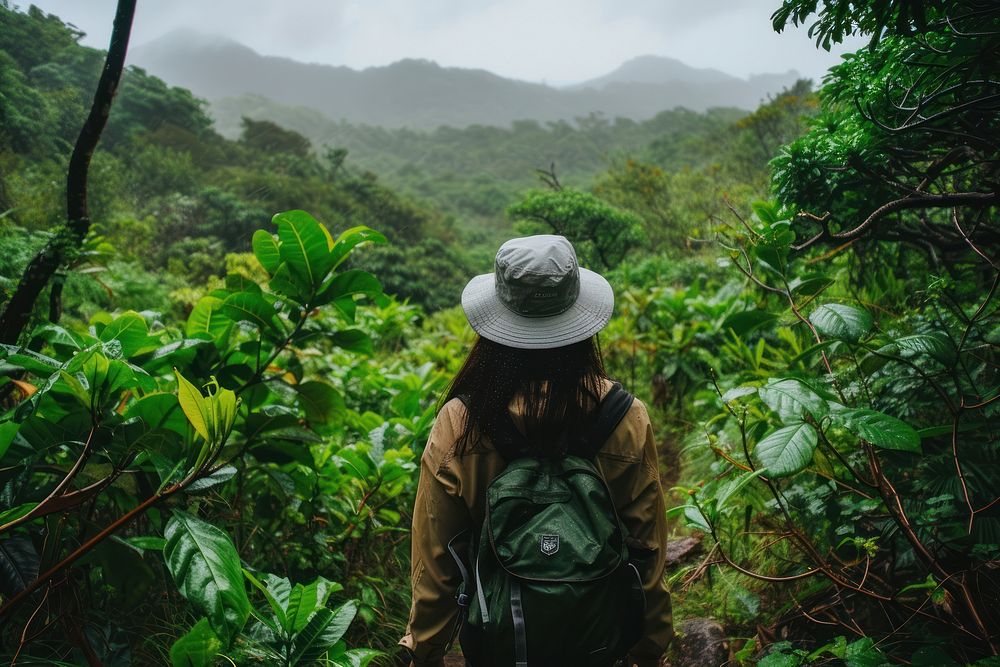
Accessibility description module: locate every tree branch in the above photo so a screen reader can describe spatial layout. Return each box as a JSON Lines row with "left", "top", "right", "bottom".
{"left": 0, "top": 0, "right": 137, "bottom": 344}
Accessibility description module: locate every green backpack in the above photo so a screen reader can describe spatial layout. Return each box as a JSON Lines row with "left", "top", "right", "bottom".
{"left": 451, "top": 383, "right": 646, "bottom": 667}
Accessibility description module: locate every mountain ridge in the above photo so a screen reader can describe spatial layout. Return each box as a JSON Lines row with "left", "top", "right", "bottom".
{"left": 129, "top": 30, "right": 802, "bottom": 130}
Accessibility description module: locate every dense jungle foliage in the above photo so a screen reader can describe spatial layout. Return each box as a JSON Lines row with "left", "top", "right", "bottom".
{"left": 0, "top": 0, "right": 998, "bottom": 665}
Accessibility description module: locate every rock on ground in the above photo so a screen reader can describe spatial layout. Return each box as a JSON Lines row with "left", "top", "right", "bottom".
{"left": 670, "top": 618, "right": 728, "bottom": 667}
{"left": 663, "top": 536, "right": 702, "bottom": 567}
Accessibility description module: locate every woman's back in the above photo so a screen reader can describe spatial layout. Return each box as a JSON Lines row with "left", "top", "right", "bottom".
{"left": 402, "top": 378, "right": 673, "bottom": 666}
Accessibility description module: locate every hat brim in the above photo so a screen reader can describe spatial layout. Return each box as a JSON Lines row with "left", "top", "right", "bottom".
{"left": 461, "top": 268, "right": 614, "bottom": 349}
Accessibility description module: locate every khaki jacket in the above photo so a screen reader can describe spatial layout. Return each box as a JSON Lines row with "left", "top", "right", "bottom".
{"left": 399, "top": 380, "right": 674, "bottom": 666}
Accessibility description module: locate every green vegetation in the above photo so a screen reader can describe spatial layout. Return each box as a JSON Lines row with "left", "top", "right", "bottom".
{"left": 1, "top": 0, "right": 998, "bottom": 665}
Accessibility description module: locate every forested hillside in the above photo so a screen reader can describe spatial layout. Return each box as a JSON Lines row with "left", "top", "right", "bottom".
{"left": 211, "top": 95, "right": 754, "bottom": 229}
{"left": 1, "top": 1, "right": 998, "bottom": 666}
{"left": 130, "top": 31, "right": 800, "bottom": 128}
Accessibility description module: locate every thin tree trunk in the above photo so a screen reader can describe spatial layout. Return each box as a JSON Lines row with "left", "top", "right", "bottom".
{"left": 0, "top": 0, "right": 137, "bottom": 344}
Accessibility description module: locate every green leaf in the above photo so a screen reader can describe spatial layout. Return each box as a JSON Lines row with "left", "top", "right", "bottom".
{"left": 175, "top": 370, "right": 211, "bottom": 442}
{"left": 221, "top": 292, "right": 282, "bottom": 335}
{"left": 206, "top": 380, "right": 240, "bottom": 446}
{"left": 333, "top": 297, "right": 357, "bottom": 324}
{"left": 715, "top": 468, "right": 768, "bottom": 509}
{"left": 720, "top": 386, "right": 757, "bottom": 403}
{"left": 120, "top": 536, "right": 168, "bottom": 552}
{"left": 722, "top": 310, "right": 778, "bottom": 337}
{"left": 329, "top": 226, "right": 387, "bottom": 270}
{"left": 186, "top": 296, "right": 231, "bottom": 344}
{"left": 286, "top": 577, "right": 330, "bottom": 633}
{"left": 328, "top": 329, "right": 373, "bottom": 355}
{"left": 0, "top": 345, "right": 61, "bottom": 375}
{"left": 170, "top": 618, "right": 222, "bottom": 667}
{"left": 82, "top": 354, "right": 136, "bottom": 407}
{"left": 291, "top": 600, "right": 358, "bottom": 665}
{"left": 33, "top": 323, "right": 84, "bottom": 351}
{"left": 0, "top": 421, "right": 18, "bottom": 461}
{"left": 829, "top": 408, "right": 921, "bottom": 453}
{"left": 252, "top": 230, "right": 281, "bottom": 275}
{"left": 895, "top": 334, "right": 956, "bottom": 364}
{"left": 754, "top": 422, "right": 818, "bottom": 477}
{"left": 758, "top": 378, "right": 829, "bottom": 421}
{"left": 164, "top": 511, "right": 250, "bottom": 645}
{"left": 100, "top": 312, "right": 157, "bottom": 357}
{"left": 0, "top": 536, "right": 39, "bottom": 598}
{"left": 788, "top": 273, "right": 834, "bottom": 296}
{"left": 225, "top": 273, "right": 262, "bottom": 295}
{"left": 0, "top": 503, "right": 36, "bottom": 525}
{"left": 336, "top": 648, "right": 383, "bottom": 667}
{"left": 244, "top": 570, "right": 289, "bottom": 631}
{"left": 274, "top": 210, "right": 336, "bottom": 292}
{"left": 683, "top": 504, "right": 711, "bottom": 533}
{"left": 296, "top": 381, "right": 346, "bottom": 422}
{"left": 142, "top": 339, "right": 214, "bottom": 374}
{"left": 269, "top": 263, "right": 307, "bottom": 302}
{"left": 809, "top": 304, "right": 873, "bottom": 341}
{"left": 316, "top": 270, "right": 381, "bottom": 305}
{"left": 186, "top": 466, "right": 238, "bottom": 493}
{"left": 126, "top": 392, "right": 187, "bottom": 435}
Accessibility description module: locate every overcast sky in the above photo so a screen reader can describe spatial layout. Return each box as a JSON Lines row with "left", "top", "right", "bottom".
{"left": 24, "top": 0, "right": 862, "bottom": 84}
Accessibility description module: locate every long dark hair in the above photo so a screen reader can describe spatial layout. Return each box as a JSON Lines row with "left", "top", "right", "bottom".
{"left": 445, "top": 335, "right": 609, "bottom": 457}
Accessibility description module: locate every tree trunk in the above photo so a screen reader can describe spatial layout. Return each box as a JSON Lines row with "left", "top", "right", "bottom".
{"left": 0, "top": 0, "right": 137, "bottom": 344}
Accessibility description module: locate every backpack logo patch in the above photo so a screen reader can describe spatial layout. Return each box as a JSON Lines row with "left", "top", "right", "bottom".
{"left": 540, "top": 534, "right": 560, "bottom": 556}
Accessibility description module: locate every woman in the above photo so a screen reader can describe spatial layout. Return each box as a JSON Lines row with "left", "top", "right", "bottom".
{"left": 399, "top": 235, "right": 673, "bottom": 666}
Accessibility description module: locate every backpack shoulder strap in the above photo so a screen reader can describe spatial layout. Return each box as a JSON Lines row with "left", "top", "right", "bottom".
{"left": 573, "top": 381, "right": 635, "bottom": 460}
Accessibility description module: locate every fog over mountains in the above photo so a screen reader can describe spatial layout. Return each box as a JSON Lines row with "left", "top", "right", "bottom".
{"left": 130, "top": 29, "right": 802, "bottom": 131}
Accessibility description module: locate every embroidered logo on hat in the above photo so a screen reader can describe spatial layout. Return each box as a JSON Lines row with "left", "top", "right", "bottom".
{"left": 494, "top": 235, "right": 581, "bottom": 318}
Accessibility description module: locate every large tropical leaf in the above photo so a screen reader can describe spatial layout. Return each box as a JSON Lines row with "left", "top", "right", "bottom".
{"left": 0, "top": 536, "right": 39, "bottom": 596}
{"left": 186, "top": 296, "right": 232, "bottom": 344}
{"left": 164, "top": 511, "right": 251, "bottom": 645}
{"left": 754, "top": 422, "right": 818, "bottom": 477}
{"left": 126, "top": 392, "right": 185, "bottom": 433}
{"left": 328, "top": 329, "right": 374, "bottom": 355}
{"left": 274, "top": 210, "right": 335, "bottom": 292}
{"left": 99, "top": 312, "right": 158, "bottom": 357}
{"left": 290, "top": 600, "right": 358, "bottom": 666}
{"left": 829, "top": 408, "right": 921, "bottom": 452}
{"left": 252, "top": 230, "right": 281, "bottom": 275}
{"left": 285, "top": 576, "right": 336, "bottom": 634}
{"left": 329, "top": 226, "right": 386, "bottom": 270}
{"left": 170, "top": 618, "right": 222, "bottom": 667}
{"left": 269, "top": 263, "right": 307, "bottom": 303}
{"left": 186, "top": 466, "right": 238, "bottom": 494}
{"left": 221, "top": 292, "right": 283, "bottom": 336}
{"left": 0, "top": 421, "right": 19, "bottom": 461}
{"left": 295, "top": 381, "right": 346, "bottom": 423}
{"left": 758, "top": 378, "right": 829, "bottom": 421}
{"left": 809, "top": 303, "right": 873, "bottom": 341}
{"left": 722, "top": 309, "right": 778, "bottom": 337}
{"left": 316, "top": 270, "right": 382, "bottom": 306}
{"left": 331, "top": 648, "right": 382, "bottom": 667}
{"left": 894, "top": 333, "right": 956, "bottom": 364}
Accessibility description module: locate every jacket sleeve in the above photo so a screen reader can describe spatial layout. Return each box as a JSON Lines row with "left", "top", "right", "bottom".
{"left": 608, "top": 399, "right": 674, "bottom": 667}
{"left": 399, "top": 402, "right": 472, "bottom": 665}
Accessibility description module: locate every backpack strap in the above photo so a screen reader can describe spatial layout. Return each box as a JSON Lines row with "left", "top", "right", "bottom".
{"left": 457, "top": 384, "right": 635, "bottom": 462}
{"left": 573, "top": 381, "right": 635, "bottom": 460}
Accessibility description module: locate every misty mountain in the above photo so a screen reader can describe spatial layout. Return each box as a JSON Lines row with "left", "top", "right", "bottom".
{"left": 571, "top": 55, "right": 738, "bottom": 88}
{"left": 130, "top": 29, "right": 802, "bottom": 130}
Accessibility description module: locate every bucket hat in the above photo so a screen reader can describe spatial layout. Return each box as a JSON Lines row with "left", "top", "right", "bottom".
{"left": 461, "top": 235, "right": 614, "bottom": 349}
